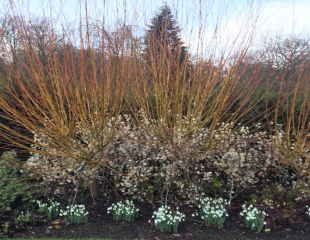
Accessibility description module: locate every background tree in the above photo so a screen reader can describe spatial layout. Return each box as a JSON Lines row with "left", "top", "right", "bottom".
{"left": 259, "top": 37, "right": 310, "bottom": 70}
{"left": 257, "top": 37, "right": 310, "bottom": 90}
{"left": 144, "top": 5, "right": 188, "bottom": 67}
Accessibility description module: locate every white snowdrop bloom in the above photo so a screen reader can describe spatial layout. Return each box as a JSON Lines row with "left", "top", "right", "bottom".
{"left": 306, "top": 206, "right": 310, "bottom": 218}
{"left": 240, "top": 204, "right": 267, "bottom": 232}
{"left": 60, "top": 204, "right": 88, "bottom": 224}
{"left": 152, "top": 205, "right": 185, "bottom": 233}
{"left": 107, "top": 200, "right": 139, "bottom": 222}
{"left": 194, "top": 196, "right": 229, "bottom": 228}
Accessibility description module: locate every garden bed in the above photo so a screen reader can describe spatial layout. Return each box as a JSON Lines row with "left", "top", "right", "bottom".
{"left": 0, "top": 3, "right": 309, "bottom": 240}
{"left": 11, "top": 204, "right": 310, "bottom": 240}
{"left": 12, "top": 219, "right": 310, "bottom": 240}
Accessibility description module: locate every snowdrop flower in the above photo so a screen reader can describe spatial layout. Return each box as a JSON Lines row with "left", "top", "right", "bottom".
{"left": 60, "top": 204, "right": 88, "bottom": 224}
{"left": 152, "top": 205, "right": 185, "bottom": 233}
{"left": 107, "top": 200, "right": 139, "bottom": 222}
{"left": 306, "top": 206, "right": 310, "bottom": 218}
{"left": 240, "top": 204, "right": 267, "bottom": 232}
{"left": 36, "top": 199, "right": 61, "bottom": 220}
{"left": 194, "top": 196, "right": 229, "bottom": 229}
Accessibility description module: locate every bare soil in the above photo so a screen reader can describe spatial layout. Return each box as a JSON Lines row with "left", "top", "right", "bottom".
{"left": 12, "top": 204, "right": 310, "bottom": 240}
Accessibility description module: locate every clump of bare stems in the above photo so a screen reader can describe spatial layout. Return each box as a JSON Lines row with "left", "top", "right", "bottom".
{"left": 0, "top": 2, "right": 309, "bottom": 199}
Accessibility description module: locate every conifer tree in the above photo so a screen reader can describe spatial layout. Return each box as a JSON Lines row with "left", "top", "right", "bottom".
{"left": 144, "top": 5, "right": 187, "bottom": 66}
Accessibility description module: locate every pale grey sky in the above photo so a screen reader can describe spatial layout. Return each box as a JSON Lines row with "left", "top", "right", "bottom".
{"left": 1, "top": 0, "right": 309, "bottom": 55}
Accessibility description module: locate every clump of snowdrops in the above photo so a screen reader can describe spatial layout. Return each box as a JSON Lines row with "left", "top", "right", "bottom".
{"left": 36, "top": 200, "right": 61, "bottom": 221}
{"left": 240, "top": 204, "right": 267, "bottom": 232}
{"left": 107, "top": 200, "right": 139, "bottom": 222}
{"left": 306, "top": 205, "right": 310, "bottom": 218}
{"left": 193, "top": 196, "right": 229, "bottom": 228}
{"left": 152, "top": 205, "right": 185, "bottom": 233}
{"left": 59, "top": 204, "right": 88, "bottom": 224}
{"left": 16, "top": 210, "right": 33, "bottom": 225}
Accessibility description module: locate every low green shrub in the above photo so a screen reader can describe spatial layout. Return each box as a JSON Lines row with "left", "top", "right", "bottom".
{"left": 0, "top": 151, "right": 33, "bottom": 213}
